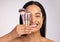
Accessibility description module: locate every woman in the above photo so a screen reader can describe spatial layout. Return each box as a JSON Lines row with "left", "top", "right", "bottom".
{"left": 0, "top": 1, "right": 54, "bottom": 42}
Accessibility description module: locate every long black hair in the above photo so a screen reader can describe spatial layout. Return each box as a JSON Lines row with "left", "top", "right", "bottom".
{"left": 19, "top": 1, "right": 46, "bottom": 37}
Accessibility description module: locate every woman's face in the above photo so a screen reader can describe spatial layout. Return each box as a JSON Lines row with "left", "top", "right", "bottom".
{"left": 26, "top": 5, "right": 43, "bottom": 32}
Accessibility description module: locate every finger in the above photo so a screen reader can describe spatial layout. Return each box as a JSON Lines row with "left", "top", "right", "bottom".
{"left": 24, "top": 27, "right": 32, "bottom": 34}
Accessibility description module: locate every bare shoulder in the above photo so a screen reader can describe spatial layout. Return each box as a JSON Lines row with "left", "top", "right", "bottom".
{"left": 41, "top": 37, "right": 54, "bottom": 42}
{"left": 9, "top": 37, "right": 22, "bottom": 42}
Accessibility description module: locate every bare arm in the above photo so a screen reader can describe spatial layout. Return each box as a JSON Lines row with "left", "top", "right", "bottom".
{"left": 0, "top": 29, "right": 18, "bottom": 42}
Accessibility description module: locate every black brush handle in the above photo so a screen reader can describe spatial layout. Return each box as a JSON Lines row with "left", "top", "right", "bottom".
{"left": 19, "top": 15, "right": 27, "bottom": 36}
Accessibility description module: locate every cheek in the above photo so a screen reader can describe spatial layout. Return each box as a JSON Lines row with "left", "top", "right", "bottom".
{"left": 37, "top": 18, "right": 43, "bottom": 24}
{"left": 37, "top": 18, "right": 43, "bottom": 27}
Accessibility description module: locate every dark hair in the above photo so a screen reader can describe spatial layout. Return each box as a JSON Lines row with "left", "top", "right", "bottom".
{"left": 19, "top": 1, "right": 46, "bottom": 37}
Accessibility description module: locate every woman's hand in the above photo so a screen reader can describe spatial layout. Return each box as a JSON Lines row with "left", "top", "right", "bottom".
{"left": 15, "top": 24, "right": 31, "bottom": 37}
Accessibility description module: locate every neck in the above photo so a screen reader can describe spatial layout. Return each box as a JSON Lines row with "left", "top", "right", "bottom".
{"left": 27, "top": 30, "right": 42, "bottom": 42}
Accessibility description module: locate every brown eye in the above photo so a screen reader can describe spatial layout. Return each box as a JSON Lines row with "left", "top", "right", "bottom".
{"left": 35, "top": 15, "right": 41, "bottom": 17}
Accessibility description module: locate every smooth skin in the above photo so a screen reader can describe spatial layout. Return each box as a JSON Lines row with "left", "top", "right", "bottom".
{"left": 0, "top": 5, "right": 54, "bottom": 42}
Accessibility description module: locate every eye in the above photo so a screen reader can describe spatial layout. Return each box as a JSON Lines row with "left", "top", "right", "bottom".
{"left": 35, "top": 15, "right": 41, "bottom": 17}
{"left": 35, "top": 13, "right": 41, "bottom": 17}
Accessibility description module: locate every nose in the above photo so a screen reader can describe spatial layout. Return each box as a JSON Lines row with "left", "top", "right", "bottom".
{"left": 30, "top": 14, "right": 35, "bottom": 23}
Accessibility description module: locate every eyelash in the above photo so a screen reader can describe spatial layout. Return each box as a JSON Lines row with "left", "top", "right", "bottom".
{"left": 35, "top": 15, "right": 41, "bottom": 17}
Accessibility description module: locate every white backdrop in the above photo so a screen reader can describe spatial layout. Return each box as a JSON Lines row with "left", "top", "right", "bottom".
{"left": 0, "top": 0, "right": 60, "bottom": 42}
